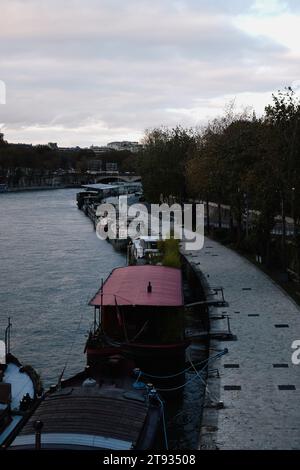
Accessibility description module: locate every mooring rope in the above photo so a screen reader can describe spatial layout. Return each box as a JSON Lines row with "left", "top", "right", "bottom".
{"left": 187, "top": 352, "right": 220, "bottom": 403}
{"left": 133, "top": 348, "right": 228, "bottom": 393}
{"left": 156, "top": 394, "right": 169, "bottom": 450}
{"left": 137, "top": 349, "right": 228, "bottom": 380}
{"left": 57, "top": 310, "right": 84, "bottom": 386}
{"left": 155, "top": 371, "right": 206, "bottom": 392}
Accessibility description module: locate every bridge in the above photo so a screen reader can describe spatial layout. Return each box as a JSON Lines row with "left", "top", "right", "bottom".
{"left": 89, "top": 172, "right": 141, "bottom": 184}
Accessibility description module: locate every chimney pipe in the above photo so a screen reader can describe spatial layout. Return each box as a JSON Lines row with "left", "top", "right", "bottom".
{"left": 34, "top": 420, "right": 43, "bottom": 450}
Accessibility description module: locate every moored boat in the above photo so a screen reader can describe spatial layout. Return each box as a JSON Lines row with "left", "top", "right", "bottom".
{"left": 129, "top": 235, "right": 161, "bottom": 265}
{"left": 86, "top": 265, "right": 188, "bottom": 392}
{"left": 9, "top": 354, "right": 165, "bottom": 450}
{"left": 0, "top": 320, "right": 42, "bottom": 448}
{"left": 0, "top": 184, "right": 8, "bottom": 193}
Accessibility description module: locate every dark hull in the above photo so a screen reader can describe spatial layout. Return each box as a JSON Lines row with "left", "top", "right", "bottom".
{"left": 86, "top": 340, "right": 189, "bottom": 394}
{"left": 108, "top": 237, "right": 129, "bottom": 252}
{"left": 86, "top": 341, "right": 188, "bottom": 361}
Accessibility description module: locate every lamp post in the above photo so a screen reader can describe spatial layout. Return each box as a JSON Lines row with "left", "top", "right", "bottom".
{"left": 292, "top": 187, "right": 296, "bottom": 238}
{"left": 281, "top": 190, "right": 287, "bottom": 273}
{"left": 243, "top": 192, "right": 249, "bottom": 239}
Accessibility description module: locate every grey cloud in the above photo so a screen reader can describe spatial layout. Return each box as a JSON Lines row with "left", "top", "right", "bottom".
{"left": 0, "top": 0, "right": 298, "bottom": 146}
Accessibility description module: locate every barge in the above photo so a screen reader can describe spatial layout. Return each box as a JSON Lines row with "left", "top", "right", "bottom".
{"left": 86, "top": 265, "right": 188, "bottom": 391}
{"left": 9, "top": 354, "right": 164, "bottom": 450}
{"left": 77, "top": 183, "right": 144, "bottom": 251}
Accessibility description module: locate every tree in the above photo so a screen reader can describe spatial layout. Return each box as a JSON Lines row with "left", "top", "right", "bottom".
{"left": 139, "top": 126, "right": 196, "bottom": 202}
{"left": 185, "top": 128, "right": 226, "bottom": 232}
{"left": 264, "top": 87, "right": 300, "bottom": 271}
{"left": 186, "top": 109, "right": 260, "bottom": 241}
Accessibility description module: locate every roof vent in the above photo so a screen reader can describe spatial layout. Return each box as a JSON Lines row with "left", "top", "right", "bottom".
{"left": 34, "top": 420, "right": 43, "bottom": 450}
{"left": 82, "top": 378, "right": 97, "bottom": 388}
{"left": 147, "top": 282, "right": 152, "bottom": 293}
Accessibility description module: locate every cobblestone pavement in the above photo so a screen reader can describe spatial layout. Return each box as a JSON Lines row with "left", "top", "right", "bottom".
{"left": 181, "top": 238, "right": 300, "bottom": 450}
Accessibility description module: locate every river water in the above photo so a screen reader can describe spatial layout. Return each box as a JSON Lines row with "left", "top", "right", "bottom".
{"left": 0, "top": 189, "right": 125, "bottom": 385}
{"left": 0, "top": 189, "right": 205, "bottom": 449}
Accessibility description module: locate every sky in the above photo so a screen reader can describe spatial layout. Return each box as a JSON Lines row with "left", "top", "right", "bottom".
{"left": 0, "top": 0, "right": 300, "bottom": 147}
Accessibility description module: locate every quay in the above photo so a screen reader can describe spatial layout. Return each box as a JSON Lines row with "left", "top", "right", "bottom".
{"left": 182, "top": 238, "right": 300, "bottom": 450}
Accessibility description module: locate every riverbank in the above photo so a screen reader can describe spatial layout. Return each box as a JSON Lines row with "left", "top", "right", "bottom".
{"left": 5, "top": 184, "right": 81, "bottom": 193}
{"left": 181, "top": 237, "right": 300, "bottom": 450}
{"left": 208, "top": 231, "right": 300, "bottom": 308}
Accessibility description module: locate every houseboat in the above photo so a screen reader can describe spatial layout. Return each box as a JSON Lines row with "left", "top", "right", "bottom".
{"left": 0, "top": 321, "right": 42, "bottom": 448}
{"left": 0, "top": 184, "right": 8, "bottom": 193}
{"left": 95, "top": 194, "right": 142, "bottom": 252}
{"left": 76, "top": 183, "right": 121, "bottom": 210}
{"left": 77, "top": 184, "right": 144, "bottom": 251}
{"left": 129, "top": 235, "right": 161, "bottom": 265}
{"left": 9, "top": 354, "right": 164, "bottom": 450}
{"left": 86, "top": 265, "right": 188, "bottom": 390}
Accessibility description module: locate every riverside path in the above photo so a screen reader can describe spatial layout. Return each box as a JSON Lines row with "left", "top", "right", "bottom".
{"left": 181, "top": 238, "right": 300, "bottom": 450}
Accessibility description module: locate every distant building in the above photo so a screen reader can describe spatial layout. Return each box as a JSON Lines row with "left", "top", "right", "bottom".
{"left": 11, "top": 143, "right": 33, "bottom": 150}
{"left": 90, "top": 145, "right": 113, "bottom": 157}
{"left": 105, "top": 162, "right": 118, "bottom": 172}
{"left": 87, "top": 159, "right": 103, "bottom": 172}
{"left": 107, "top": 141, "right": 142, "bottom": 153}
{"left": 48, "top": 142, "right": 82, "bottom": 152}
{"left": 48, "top": 142, "right": 58, "bottom": 150}
{"left": 60, "top": 146, "right": 82, "bottom": 152}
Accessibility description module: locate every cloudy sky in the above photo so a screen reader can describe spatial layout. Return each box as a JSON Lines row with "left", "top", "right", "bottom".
{"left": 0, "top": 0, "right": 300, "bottom": 146}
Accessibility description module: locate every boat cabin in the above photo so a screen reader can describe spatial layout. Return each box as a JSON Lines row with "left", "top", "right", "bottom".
{"left": 131, "top": 236, "right": 161, "bottom": 262}
{"left": 89, "top": 266, "right": 184, "bottom": 347}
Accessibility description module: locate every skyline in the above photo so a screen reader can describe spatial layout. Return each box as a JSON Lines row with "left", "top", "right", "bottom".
{"left": 1, "top": 0, "right": 300, "bottom": 146}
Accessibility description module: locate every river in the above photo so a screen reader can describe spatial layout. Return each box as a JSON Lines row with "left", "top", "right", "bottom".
{"left": 0, "top": 188, "right": 205, "bottom": 449}
{"left": 0, "top": 189, "right": 125, "bottom": 386}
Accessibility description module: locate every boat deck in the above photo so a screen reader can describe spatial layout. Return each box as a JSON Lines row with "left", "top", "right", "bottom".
{"left": 12, "top": 386, "right": 149, "bottom": 449}
{"left": 10, "top": 362, "right": 162, "bottom": 450}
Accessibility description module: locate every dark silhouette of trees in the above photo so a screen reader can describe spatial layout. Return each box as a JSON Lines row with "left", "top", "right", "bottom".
{"left": 139, "top": 87, "right": 300, "bottom": 275}
{"left": 0, "top": 142, "right": 136, "bottom": 185}
{"left": 138, "top": 126, "right": 196, "bottom": 202}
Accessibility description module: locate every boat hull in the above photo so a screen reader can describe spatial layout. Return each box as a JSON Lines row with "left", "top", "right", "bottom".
{"left": 86, "top": 340, "right": 189, "bottom": 394}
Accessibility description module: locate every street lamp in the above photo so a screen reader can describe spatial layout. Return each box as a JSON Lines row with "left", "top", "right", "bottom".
{"left": 291, "top": 187, "right": 296, "bottom": 238}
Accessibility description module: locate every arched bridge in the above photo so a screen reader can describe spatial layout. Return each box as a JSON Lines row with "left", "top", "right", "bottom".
{"left": 93, "top": 173, "right": 141, "bottom": 184}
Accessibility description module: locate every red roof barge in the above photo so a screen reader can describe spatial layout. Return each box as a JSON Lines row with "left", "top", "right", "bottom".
{"left": 86, "top": 266, "right": 188, "bottom": 390}
{"left": 89, "top": 265, "right": 184, "bottom": 308}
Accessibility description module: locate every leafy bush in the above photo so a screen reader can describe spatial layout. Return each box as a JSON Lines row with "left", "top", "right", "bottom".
{"left": 160, "top": 238, "right": 181, "bottom": 268}
{"left": 162, "top": 251, "right": 181, "bottom": 268}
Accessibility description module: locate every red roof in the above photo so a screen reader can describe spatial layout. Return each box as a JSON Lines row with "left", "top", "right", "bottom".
{"left": 89, "top": 266, "right": 183, "bottom": 307}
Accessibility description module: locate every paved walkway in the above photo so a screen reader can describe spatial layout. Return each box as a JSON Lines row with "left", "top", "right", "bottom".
{"left": 182, "top": 238, "right": 300, "bottom": 450}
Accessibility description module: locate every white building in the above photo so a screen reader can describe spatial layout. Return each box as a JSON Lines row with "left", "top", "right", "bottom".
{"left": 107, "top": 141, "right": 142, "bottom": 153}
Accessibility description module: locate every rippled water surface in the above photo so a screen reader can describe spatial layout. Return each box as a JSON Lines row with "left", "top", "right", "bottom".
{"left": 0, "top": 189, "right": 125, "bottom": 386}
